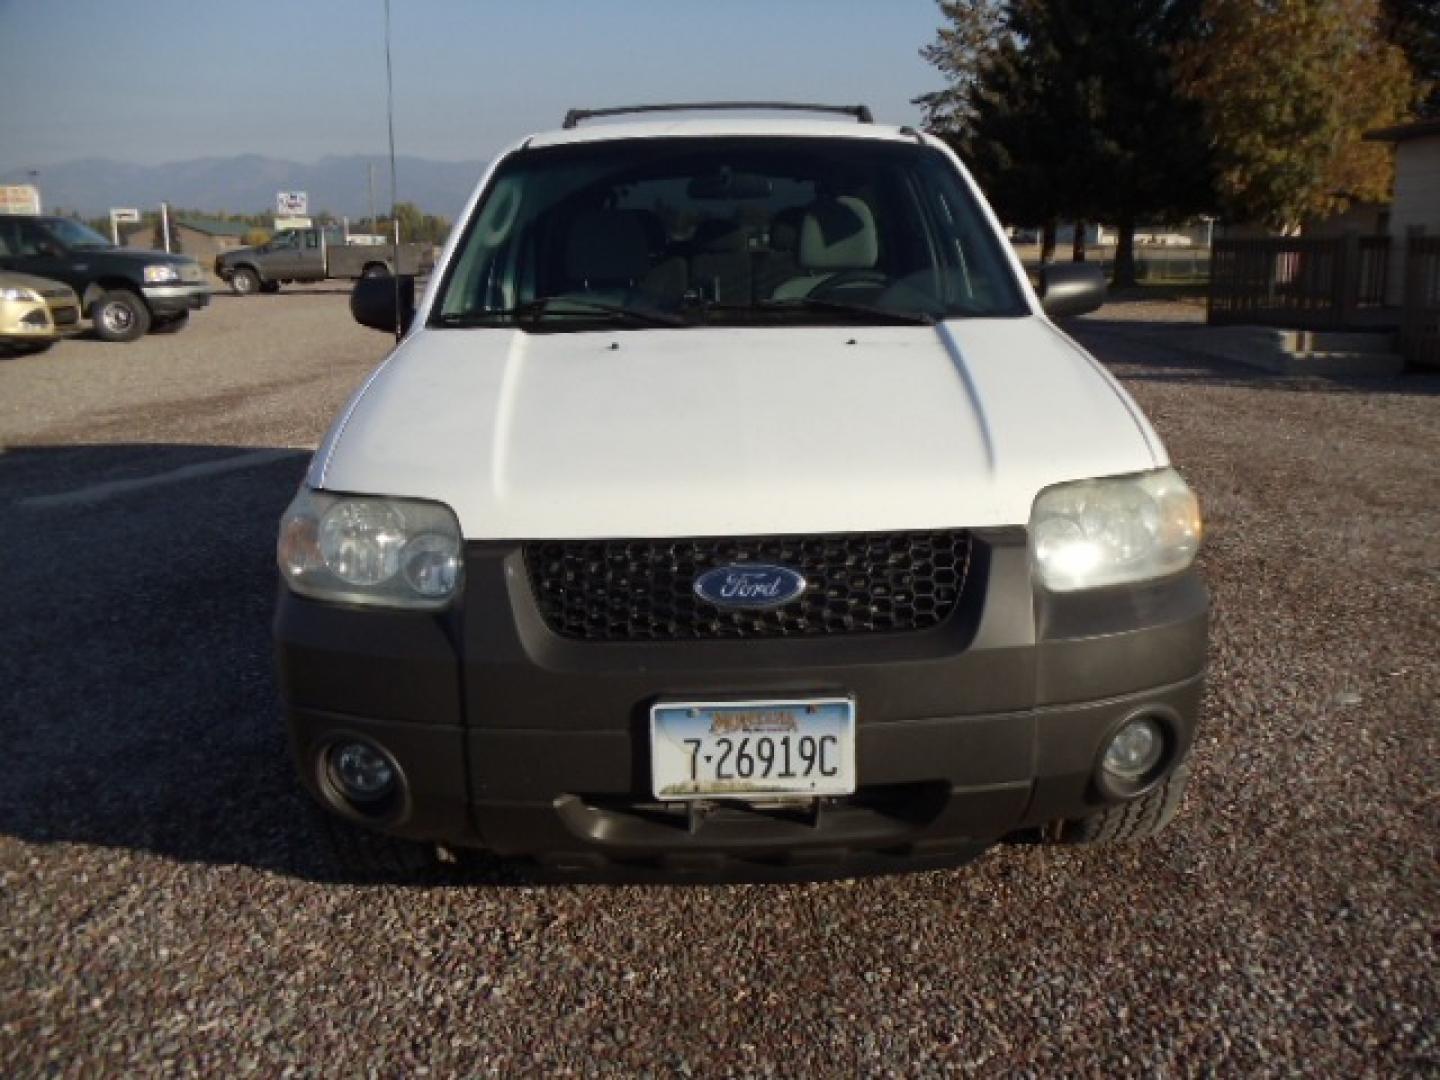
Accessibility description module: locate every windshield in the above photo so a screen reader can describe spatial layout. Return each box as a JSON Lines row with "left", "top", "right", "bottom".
{"left": 47, "top": 218, "right": 114, "bottom": 250}
{"left": 433, "top": 137, "right": 1028, "bottom": 331}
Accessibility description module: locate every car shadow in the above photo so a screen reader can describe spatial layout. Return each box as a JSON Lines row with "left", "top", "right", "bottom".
{"left": 0, "top": 442, "right": 518, "bottom": 887}
{"left": 1069, "top": 318, "right": 1440, "bottom": 398}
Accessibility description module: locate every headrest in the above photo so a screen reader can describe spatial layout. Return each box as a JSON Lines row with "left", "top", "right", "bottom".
{"left": 692, "top": 218, "right": 747, "bottom": 253}
{"left": 799, "top": 197, "right": 877, "bottom": 271}
{"left": 564, "top": 209, "right": 651, "bottom": 284}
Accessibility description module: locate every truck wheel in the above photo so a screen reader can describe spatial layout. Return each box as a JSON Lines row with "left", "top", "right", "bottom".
{"left": 1055, "top": 759, "right": 1191, "bottom": 844}
{"left": 230, "top": 267, "right": 260, "bottom": 296}
{"left": 91, "top": 289, "right": 151, "bottom": 343}
{"left": 259, "top": 281, "right": 281, "bottom": 294}
{"left": 361, "top": 263, "right": 390, "bottom": 279}
{"left": 150, "top": 312, "right": 189, "bottom": 334}
{"left": 316, "top": 809, "right": 443, "bottom": 884}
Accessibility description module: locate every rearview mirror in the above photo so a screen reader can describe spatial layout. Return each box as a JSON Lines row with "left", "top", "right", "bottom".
{"left": 1038, "top": 262, "right": 1106, "bottom": 319}
{"left": 351, "top": 274, "right": 416, "bottom": 334}
{"left": 686, "top": 171, "right": 774, "bottom": 200}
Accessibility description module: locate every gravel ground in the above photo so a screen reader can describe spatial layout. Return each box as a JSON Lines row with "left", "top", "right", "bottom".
{"left": 1, "top": 292, "right": 1436, "bottom": 1074}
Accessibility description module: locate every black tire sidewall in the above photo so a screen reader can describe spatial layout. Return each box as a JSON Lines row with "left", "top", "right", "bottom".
{"left": 92, "top": 290, "right": 151, "bottom": 342}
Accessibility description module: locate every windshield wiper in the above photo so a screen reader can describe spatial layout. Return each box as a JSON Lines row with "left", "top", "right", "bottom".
{"left": 753, "top": 296, "right": 936, "bottom": 326}
{"left": 442, "top": 296, "right": 686, "bottom": 327}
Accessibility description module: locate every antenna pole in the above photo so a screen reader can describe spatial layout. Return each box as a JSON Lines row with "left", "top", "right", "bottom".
{"left": 384, "top": 0, "right": 402, "bottom": 342}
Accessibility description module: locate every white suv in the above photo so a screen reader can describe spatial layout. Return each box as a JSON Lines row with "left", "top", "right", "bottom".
{"left": 274, "top": 103, "right": 1207, "bottom": 881}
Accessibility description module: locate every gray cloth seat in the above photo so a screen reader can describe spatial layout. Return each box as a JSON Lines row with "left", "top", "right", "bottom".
{"left": 772, "top": 196, "right": 879, "bottom": 299}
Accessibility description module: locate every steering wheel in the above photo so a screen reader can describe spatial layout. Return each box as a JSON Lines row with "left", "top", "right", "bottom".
{"left": 807, "top": 269, "right": 889, "bottom": 298}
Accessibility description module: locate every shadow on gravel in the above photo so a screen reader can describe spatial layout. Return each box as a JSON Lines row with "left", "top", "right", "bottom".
{"left": 1070, "top": 319, "right": 1440, "bottom": 398}
{"left": 0, "top": 443, "right": 518, "bottom": 888}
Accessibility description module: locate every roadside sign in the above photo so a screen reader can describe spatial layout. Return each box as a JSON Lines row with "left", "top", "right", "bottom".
{"left": 109, "top": 207, "right": 142, "bottom": 244}
{"left": 0, "top": 184, "right": 42, "bottom": 215}
{"left": 276, "top": 191, "right": 308, "bottom": 215}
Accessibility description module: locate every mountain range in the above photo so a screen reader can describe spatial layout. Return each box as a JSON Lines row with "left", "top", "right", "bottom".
{"left": 26, "top": 154, "right": 489, "bottom": 221}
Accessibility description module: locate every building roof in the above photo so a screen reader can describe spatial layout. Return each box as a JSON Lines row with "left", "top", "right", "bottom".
{"left": 174, "top": 216, "right": 252, "bottom": 237}
{"left": 1364, "top": 118, "right": 1440, "bottom": 143}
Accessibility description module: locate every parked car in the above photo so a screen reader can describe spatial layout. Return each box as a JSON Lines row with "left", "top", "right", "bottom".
{"left": 275, "top": 103, "right": 1208, "bottom": 881}
{"left": 214, "top": 227, "right": 431, "bottom": 295}
{"left": 0, "top": 271, "right": 80, "bottom": 353}
{"left": 0, "top": 215, "right": 210, "bottom": 342}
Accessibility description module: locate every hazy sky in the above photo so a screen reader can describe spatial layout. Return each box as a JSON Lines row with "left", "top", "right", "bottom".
{"left": 0, "top": 0, "right": 945, "bottom": 173}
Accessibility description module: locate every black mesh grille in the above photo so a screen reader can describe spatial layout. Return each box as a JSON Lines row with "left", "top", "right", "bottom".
{"left": 524, "top": 530, "right": 971, "bottom": 642}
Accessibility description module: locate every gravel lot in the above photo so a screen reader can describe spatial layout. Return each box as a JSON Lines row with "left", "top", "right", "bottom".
{"left": 2, "top": 291, "right": 1436, "bottom": 1074}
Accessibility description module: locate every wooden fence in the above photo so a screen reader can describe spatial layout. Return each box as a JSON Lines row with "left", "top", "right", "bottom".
{"left": 1401, "top": 236, "right": 1440, "bottom": 369}
{"left": 1208, "top": 235, "right": 1390, "bottom": 329}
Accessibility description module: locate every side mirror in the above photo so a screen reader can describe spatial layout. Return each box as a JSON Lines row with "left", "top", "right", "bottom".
{"left": 1038, "top": 262, "right": 1107, "bottom": 319}
{"left": 351, "top": 274, "right": 416, "bottom": 335}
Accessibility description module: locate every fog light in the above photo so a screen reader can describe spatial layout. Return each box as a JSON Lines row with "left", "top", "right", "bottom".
{"left": 327, "top": 740, "right": 397, "bottom": 803}
{"left": 1102, "top": 718, "right": 1164, "bottom": 781}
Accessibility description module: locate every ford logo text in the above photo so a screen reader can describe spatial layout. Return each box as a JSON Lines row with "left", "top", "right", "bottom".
{"left": 693, "top": 564, "right": 807, "bottom": 609}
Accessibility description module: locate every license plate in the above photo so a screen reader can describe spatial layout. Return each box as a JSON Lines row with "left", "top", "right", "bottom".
{"left": 650, "top": 698, "right": 856, "bottom": 801}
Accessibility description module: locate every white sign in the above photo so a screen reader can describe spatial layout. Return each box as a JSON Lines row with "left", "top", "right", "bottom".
{"left": 276, "top": 191, "right": 308, "bottom": 215}
{"left": 0, "top": 184, "right": 41, "bottom": 215}
{"left": 274, "top": 215, "right": 313, "bottom": 231}
{"left": 111, "top": 208, "right": 140, "bottom": 223}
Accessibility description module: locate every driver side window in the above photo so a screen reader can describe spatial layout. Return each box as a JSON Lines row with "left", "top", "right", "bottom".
{"left": 14, "top": 220, "right": 52, "bottom": 257}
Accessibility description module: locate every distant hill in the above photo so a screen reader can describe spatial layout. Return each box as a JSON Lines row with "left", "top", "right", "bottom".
{"left": 28, "top": 154, "right": 488, "bottom": 220}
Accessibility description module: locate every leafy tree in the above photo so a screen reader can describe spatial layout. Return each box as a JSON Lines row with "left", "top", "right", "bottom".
{"left": 1381, "top": 0, "right": 1440, "bottom": 117}
{"left": 921, "top": 0, "right": 1214, "bottom": 284}
{"left": 1175, "top": 0, "right": 1414, "bottom": 229}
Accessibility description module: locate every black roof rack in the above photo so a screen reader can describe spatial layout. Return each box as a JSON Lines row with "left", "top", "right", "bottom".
{"left": 561, "top": 101, "right": 874, "bottom": 130}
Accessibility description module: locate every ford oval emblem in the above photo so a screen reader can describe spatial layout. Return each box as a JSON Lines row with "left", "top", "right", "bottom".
{"left": 694, "top": 564, "right": 808, "bottom": 609}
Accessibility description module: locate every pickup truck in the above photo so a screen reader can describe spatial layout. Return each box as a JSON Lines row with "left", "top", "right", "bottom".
{"left": 0, "top": 215, "right": 210, "bottom": 341}
{"left": 214, "top": 228, "right": 431, "bottom": 295}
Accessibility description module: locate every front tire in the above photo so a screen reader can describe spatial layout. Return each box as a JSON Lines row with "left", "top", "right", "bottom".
{"left": 259, "top": 280, "right": 281, "bottom": 294}
{"left": 230, "top": 267, "right": 260, "bottom": 296}
{"left": 91, "top": 289, "right": 151, "bottom": 343}
{"left": 1058, "top": 759, "right": 1192, "bottom": 844}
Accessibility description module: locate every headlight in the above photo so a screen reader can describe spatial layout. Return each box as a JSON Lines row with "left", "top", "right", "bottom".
{"left": 143, "top": 264, "right": 181, "bottom": 284}
{"left": 278, "top": 488, "right": 464, "bottom": 609}
{"left": 0, "top": 286, "right": 42, "bottom": 302}
{"left": 1029, "top": 467, "right": 1201, "bottom": 591}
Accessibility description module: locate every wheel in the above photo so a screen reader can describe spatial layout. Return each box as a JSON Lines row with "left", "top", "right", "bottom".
{"left": 259, "top": 280, "right": 281, "bottom": 294}
{"left": 230, "top": 266, "right": 260, "bottom": 296}
{"left": 91, "top": 289, "right": 151, "bottom": 342}
{"left": 150, "top": 312, "right": 189, "bottom": 334}
{"left": 1057, "top": 759, "right": 1192, "bottom": 844}
{"left": 315, "top": 808, "right": 443, "bottom": 884}
{"left": 361, "top": 263, "right": 391, "bottom": 279}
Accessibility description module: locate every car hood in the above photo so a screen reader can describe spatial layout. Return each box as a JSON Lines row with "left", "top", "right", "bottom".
{"left": 313, "top": 317, "right": 1164, "bottom": 539}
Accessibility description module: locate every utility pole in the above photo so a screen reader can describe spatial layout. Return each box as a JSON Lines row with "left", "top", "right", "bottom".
{"left": 367, "top": 163, "right": 376, "bottom": 235}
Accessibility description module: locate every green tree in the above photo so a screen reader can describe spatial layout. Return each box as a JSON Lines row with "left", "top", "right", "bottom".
{"left": 922, "top": 0, "right": 1214, "bottom": 284}
{"left": 1175, "top": 0, "right": 1414, "bottom": 229}
{"left": 1381, "top": 0, "right": 1440, "bottom": 117}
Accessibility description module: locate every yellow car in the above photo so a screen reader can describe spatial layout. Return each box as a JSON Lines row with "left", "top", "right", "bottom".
{"left": 0, "top": 271, "right": 81, "bottom": 353}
